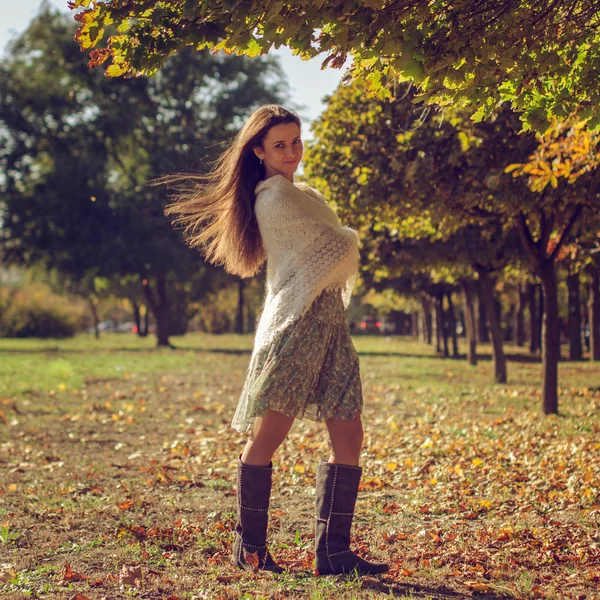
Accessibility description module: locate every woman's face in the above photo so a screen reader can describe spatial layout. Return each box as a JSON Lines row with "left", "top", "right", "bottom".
{"left": 253, "top": 122, "right": 303, "bottom": 179}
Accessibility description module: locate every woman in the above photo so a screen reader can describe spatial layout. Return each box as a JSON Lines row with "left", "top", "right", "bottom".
{"left": 163, "top": 104, "right": 388, "bottom": 577}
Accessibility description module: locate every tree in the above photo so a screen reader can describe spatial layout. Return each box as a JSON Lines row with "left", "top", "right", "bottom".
{"left": 72, "top": 0, "right": 600, "bottom": 132}
{"left": 506, "top": 119, "right": 600, "bottom": 410}
{"left": 304, "top": 79, "right": 598, "bottom": 412}
{"left": 0, "top": 6, "right": 289, "bottom": 346}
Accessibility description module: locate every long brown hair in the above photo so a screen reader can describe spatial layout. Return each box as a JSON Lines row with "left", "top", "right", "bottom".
{"left": 157, "top": 104, "right": 302, "bottom": 278}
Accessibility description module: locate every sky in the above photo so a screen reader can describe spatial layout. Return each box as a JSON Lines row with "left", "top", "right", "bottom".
{"left": 0, "top": 0, "right": 349, "bottom": 138}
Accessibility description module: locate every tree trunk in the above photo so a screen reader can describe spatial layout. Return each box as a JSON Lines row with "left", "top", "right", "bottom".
{"left": 478, "top": 270, "right": 507, "bottom": 383}
{"left": 504, "top": 303, "right": 515, "bottom": 342}
{"left": 477, "top": 286, "right": 490, "bottom": 343}
{"left": 588, "top": 263, "right": 600, "bottom": 361}
{"left": 461, "top": 279, "right": 478, "bottom": 366}
{"left": 515, "top": 284, "right": 526, "bottom": 347}
{"left": 515, "top": 204, "right": 583, "bottom": 414}
{"left": 537, "top": 283, "right": 544, "bottom": 352}
{"left": 132, "top": 300, "right": 142, "bottom": 335}
{"left": 539, "top": 262, "right": 560, "bottom": 414}
{"left": 236, "top": 279, "right": 245, "bottom": 334}
{"left": 528, "top": 282, "right": 539, "bottom": 354}
{"left": 142, "top": 276, "right": 172, "bottom": 347}
{"left": 458, "top": 310, "right": 466, "bottom": 338}
{"left": 496, "top": 298, "right": 503, "bottom": 340}
{"left": 142, "top": 305, "right": 149, "bottom": 337}
{"left": 411, "top": 311, "right": 419, "bottom": 337}
{"left": 434, "top": 295, "right": 444, "bottom": 354}
{"left": 446, "top": 292, "right": 459, "bottom": 358}
{"left": 132, "top": 302, "right": 149, "bottom": 337}
{"left": 567, "top": 271, "right": 582, "bottom": 361}
{"left": 420, "top": 293, "right": 432, "bottom": 344}
{"left": 88, "top": 297, "right": 100, "bottom": 340}
{"left": 582, "top": 293, "right": 590, "bottom": 352}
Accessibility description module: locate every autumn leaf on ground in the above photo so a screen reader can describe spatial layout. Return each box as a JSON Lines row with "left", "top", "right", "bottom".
{"left": 0, "top": 570, "right": 15, "bottom": 583}
{"left": 68, "top": 595, "right": 92, "bottom": 600}
{"left": 244, "top": 550, "right": 260, "bottom": 572}
{"left": 465, "top": 581, "right": 492, "bottom": 592}
{"left": 216, "top": 574, "right": 243, "bottom": 582}
{"left": 61, "top": 563, "right": 87, "bottom": 583}
{"left": 119, "top": 564, "right": 143, "bottom": 586}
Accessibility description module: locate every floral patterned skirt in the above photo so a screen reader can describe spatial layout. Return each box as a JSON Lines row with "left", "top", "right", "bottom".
{"left": 231, "top": 286, "right": 363, "bottom": 437}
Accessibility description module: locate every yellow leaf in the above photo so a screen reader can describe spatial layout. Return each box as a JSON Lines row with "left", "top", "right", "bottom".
{"left": 294, "top": 464, "right": 305, "bottom": 473}
{"left": 479, "top": 499, "right": 492, "bottom": 509}
{"left": 472, "top": 458, "right": 484, "bottom": 467}
{"left": 454, "top": 464, "right": 464, "bottom": 477}
{"left": 106, "top": 63, "right": 127, "bottom": 77}
{"left": 405, "top": 458, "right": 415, "bottom": 468}
{"left": 504, "top": 163, "right": 522, "bottom": 174}
{"left": 386, "top": 462, "right": 398, "bottom": 471}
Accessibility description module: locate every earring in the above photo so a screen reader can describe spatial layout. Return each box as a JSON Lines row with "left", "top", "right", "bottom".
{"left": 260, "top": 158, "right": 263, "bottom": 165}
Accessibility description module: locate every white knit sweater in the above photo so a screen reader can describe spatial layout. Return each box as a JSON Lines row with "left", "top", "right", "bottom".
{"left": 253, "top": 175, "right": 359, "bottom": 351}
{"left": 231, "top": 174, "right": 360, "bottom": 433}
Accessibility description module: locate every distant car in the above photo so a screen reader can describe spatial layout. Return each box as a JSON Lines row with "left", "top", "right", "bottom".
{"left": 92, "top": 320, "right": 136, "bottom": 333}
{"left": 358, "top": 316, "right": 382, "bottom": 334}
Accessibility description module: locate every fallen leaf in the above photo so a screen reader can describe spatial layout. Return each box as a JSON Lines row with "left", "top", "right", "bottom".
{"left": 61, "top": 563, "right": 87, "bottom": 583}
{"left": 216, "top": 574, "right": 243, "bottom": 582}
{"left": 244, "top": 550, "right": 260, "bottom": 572}
{"left": 465, "top": 581, "right": 492, "bottom": 592}
{"left": 119, "top": 565, "right": 142, "bottom": 586}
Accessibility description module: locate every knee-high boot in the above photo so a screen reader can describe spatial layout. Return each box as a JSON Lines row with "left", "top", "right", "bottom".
{"left": 314, "top": 461, "right": 389, "bottom": 576}
{"left": 231, "top": 455, "right": 284, "bottom": 573}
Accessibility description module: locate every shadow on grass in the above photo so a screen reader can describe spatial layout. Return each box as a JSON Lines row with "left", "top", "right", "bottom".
{"left": 0, "top": 345, "right": 546, "bottom": 365}
{"left": 360, "top": 576, "right": 513, "bottom": 599}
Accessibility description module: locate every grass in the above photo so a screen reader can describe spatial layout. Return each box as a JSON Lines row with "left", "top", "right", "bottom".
{"left": 0, "top": 333, "right": 599, "bottom": 599}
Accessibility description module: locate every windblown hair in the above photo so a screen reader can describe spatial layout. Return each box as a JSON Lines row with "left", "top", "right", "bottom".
{"left": 158, "top": 104, "right": 302, "bottom": 278}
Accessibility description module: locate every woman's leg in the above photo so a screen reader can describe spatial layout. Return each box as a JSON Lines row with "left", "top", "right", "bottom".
{"left": 315, "top": 411, "right": 388, "bottom": 575}
{"left": 325, "top": 411, "right": 364, "bottom": 465}
{"left": 241, "top": 408, "right": 296, "bottom": 465}
{"left": 233, "top": 409, "right": 294, "bottom": 573}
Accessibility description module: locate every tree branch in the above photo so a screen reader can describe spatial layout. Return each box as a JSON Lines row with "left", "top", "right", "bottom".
{"left": 515, "top": 212, "right": 542, "bottom": 269}
{"left": 549, "top": 204, "right": 583, "bottom": 263}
